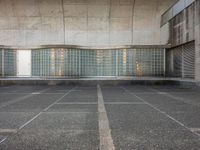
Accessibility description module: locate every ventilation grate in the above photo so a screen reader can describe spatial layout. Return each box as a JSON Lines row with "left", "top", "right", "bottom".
{"left": 166, "top": 41, "right": 195, "bottom": 79}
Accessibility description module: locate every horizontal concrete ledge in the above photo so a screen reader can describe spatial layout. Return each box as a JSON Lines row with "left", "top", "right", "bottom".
{"left": 0, "top": 77, "right": 198, "bottom": 87}
{"left": 0, "top": 45, "right": 170, "bottom": 50}
{"left": 40, "top": 45, "right": 170, "bottom": 50}
{"left": 0, "top": 77, "right": 195, "bottom": 81}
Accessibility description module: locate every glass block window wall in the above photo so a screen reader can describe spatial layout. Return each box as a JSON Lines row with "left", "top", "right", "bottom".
{"left": 32, "top": 48, "right": 165, "bottom": 77}
{"left": 0, "top": 49, "right": 17, "bottom": 77}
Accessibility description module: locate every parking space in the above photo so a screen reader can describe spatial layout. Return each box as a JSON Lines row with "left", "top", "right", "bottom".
{"left": 0, "top": 85, "right": 199, "bottom": 149}
{"left": 0, "top": 85, "right": 99, "bottom": 150}
{"left": 102, "top": 85, "right": 200, "bottom": 149}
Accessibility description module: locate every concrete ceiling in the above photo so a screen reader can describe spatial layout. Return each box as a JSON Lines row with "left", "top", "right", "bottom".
{"left": 0, "top": 0, "right": 177, "bottom": 48}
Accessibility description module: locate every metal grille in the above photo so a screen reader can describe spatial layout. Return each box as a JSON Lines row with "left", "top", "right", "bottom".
{"left": 183, "top": 42, "right": 195, "bottom": 78}
{"left": 173, "top": 46, "right": 182, "bottom": 77}
{"left": 166, "top": 41, "right": 195, "bottom": 79}
{"left": 32, "top": 48, "right": 165, "bottom": 77}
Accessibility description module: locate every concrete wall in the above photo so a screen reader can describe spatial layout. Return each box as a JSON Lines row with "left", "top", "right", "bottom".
{"left": 160, "top": 23, "right": 170, "bottom": 45}
{"left": 161, "top": 0, "right": 200, "bottom": 82}
{"left": 195, "top": 0, "right": 200, "bottom": 81}
{"left": 0, "top": 0, "right": 176, "bottom": 47}
{"left": 161, "top": 2, "right": 196, "bottom": 47}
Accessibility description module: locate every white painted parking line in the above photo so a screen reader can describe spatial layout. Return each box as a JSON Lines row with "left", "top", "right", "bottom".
{"left": 157, "top": 92, "right": 168, "bottom": 95}
{"left": 97, "top": 84, "right": 115, "bottom": 150}
{"left": 0, "top": 129, "right": 17, "bottom": 134}
{"left": 0, "top": 93, "right": 41, "bottom": 94}
{"left": 0, "top": 87, "right": 51, "bottom": 109}
{"left": 22, "top": 87, "right": 76, "bottom": 128}
{"left": 149, "top": 88, "right": 200, "bottom": 107}
{"left": 18, "top": 113, "right": 43, "bottom": 130}
{"left": 121, "top": 86, "right": 200, "bottom": 138}
{"left": 124, "top": 92, "right": 156, "bottom": 94}
{"left": 42, "top": 112, "right": 93, "bottom": 114}
{"left": 56, "top": 102, "right": 97, "bottom": 105}
{"left": 31, "top": 92, "right": 40, "bottom": 95}
{"left": 104, "top": 102, "right": 146, "bottom": 105}
{"left": 43, "top": 87, "right": 77, "bottom": 112}
{"left": 190, "top": 128, "right": 200, "bottom": 132}
{"left": 0, "top": 138, "right": 7, "bottom": 144}
{"left": 46, "top": 90, "right": 82, "bottom": 92}
{"left": 0, "top": 86, "right": 76, "bottom": 145}
{"left": 33, "top": 93, "right": 64, "bottom": 94}
{"left": 70, "top": 90, "right": 83, "bottom": 92}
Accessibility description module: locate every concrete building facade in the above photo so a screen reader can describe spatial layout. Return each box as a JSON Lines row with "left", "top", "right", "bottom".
{"left": 161, "top": 0, "right": 200, "bottom": 83}
{"left": 195, "top": 0, "right": 200, "bottom": 82}
{"left": 0, "top": 0, "right": 200, "bottom": 85}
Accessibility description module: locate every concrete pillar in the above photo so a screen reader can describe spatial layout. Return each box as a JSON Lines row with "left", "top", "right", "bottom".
{"left": 195, "top": 25, "right": 200, "bottom": 82}
{"left": 195, "top": 0, "right": 200, "bottom": 83}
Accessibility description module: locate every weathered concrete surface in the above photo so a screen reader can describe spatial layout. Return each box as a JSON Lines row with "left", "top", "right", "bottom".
{"left": 161, "top": 0, "right": 199, "bottom": 82}
{"left": 161, "top": 2, "right": 196, "bottom": 47}
{"left": 161, "top": 0, "right": 199, "bottom": 48}
{"left": 0, "top": 0, "right": 176, "bottom": 47}
{"left": 195, "top": 25, "right": 200, "bottom": 82}
{"left": 160, "top": 22, "right": 170, "bottom": 45}
{"left": 0, "top": 85, "right": 200, "bottom": 149}
{"left": 195, "top": 0, "right": 200, "bottom": 81}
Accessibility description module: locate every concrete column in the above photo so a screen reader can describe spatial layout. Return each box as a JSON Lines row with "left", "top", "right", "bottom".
{"left": 2, "top": 49, "right": 4, "bottom": 77}
{"left": 195, "top": 25, "right": 200, "bottom": 82}
{"left": 195, "top": 0, "right": 200, "bottom": 82}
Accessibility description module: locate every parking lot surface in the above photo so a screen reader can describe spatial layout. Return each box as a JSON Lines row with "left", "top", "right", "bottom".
{"left": 0, "top": 85, "right": 200, "bottom": 150}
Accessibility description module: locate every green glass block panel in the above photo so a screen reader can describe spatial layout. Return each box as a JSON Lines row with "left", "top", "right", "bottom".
{"left": 4, "top": 49, "right": 17, "bottom": 76}
{"left": 31, "top": 48, "right": 164, "bottom": 78}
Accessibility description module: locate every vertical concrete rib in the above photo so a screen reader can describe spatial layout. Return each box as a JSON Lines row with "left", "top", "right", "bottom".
{"left": 61, "top": 0, "right": 66, "bottom": 44}
{"left": 108, "top": 0, "right": 111, "bottom": 45}
{"left": 2, "top": 49, "right": 4, "bottom": 77}
{"left": 97, "top": 84, "right": 115, "bottom": 150}
{"left": 86, "top": 1, "right": 89, "bottom": 45}
{"left": 131, "top": 0, "right": 136, "bottom": 45}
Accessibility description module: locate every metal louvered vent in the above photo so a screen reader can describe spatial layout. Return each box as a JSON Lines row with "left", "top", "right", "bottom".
{"left": 166, "top": 41, "right": 195, "bottom": 79}
{"left": 183, "top": 42, "right": 195, "bottom": 78}
{"left": 173, "top": 46, "right": 183, "bottom": 77}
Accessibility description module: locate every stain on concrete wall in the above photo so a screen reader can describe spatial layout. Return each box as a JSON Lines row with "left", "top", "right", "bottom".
{"left": 162, "top": 0, "right": 200, "bottom": 81}
{"left": 169, "top": 3, "right": 195, "bottom": 47}
{"left": 161, "top": 1, "right": 197, "bottom": 47}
